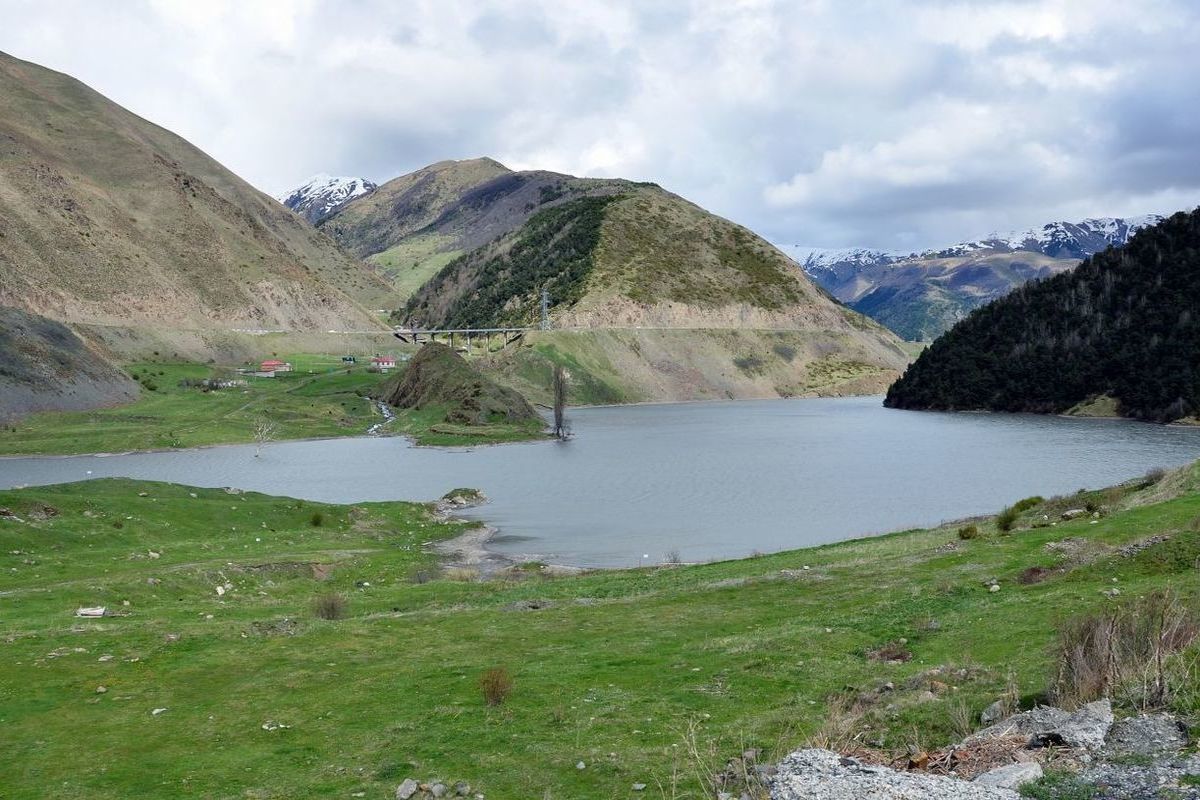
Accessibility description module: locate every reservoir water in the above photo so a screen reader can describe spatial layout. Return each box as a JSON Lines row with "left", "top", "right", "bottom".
{"left": 3, "top": 396, "right": 1200, "bottom": 568}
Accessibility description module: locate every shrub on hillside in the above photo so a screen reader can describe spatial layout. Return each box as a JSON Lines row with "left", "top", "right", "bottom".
{"left": 1052, "top": 590, "right": 1199, "bottom": 710}
{"left": 957, "top": 524, "right": 981, "bottom": 540}
{"left": 313, "top": 592, "right": 347, "bottom": 621}
{"left": 480, "top": 666, "right": 514, "bottom": 706}
{"left": 309, "top": 511, "right": 325, "bottom": 527}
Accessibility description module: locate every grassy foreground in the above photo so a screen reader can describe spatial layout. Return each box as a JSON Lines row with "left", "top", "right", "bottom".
{"left": 3, "top": 471, "right": 1200, "bottom": 798}
{"left": 0, "top": 355, "right": 546, "bottom": 455}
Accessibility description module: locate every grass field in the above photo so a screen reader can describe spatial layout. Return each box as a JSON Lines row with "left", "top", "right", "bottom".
{"left": 3, "top": 467, "right": 1200, "bottom": 798}
{"left": 0, "top": 356, "right": 547, "bottom": 455}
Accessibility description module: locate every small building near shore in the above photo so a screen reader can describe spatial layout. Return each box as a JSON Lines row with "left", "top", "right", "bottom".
{"left": 371, "top": 355, "right": 397, "bottom": 372}
{"left": 259, "top": 359, "right": 292, "bottom": 375}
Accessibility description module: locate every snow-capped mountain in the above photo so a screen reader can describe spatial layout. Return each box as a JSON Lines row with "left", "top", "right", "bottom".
{"left": 932, "top": 215, "right": 1164, "bottom": 259}
{"left": 276, "top": 174, "right": 377, "bottom": 225}
{"left": 781, "top": 214, "right": 1168, "bottom": 341}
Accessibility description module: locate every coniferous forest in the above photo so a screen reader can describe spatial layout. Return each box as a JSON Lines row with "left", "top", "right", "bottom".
{"left": 885, "top": 208, "right": 1200, "bottom": 422}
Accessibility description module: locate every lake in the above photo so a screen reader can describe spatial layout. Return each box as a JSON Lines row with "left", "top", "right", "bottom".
{"left": 3, "top": 397, "right": 1200, "bottom": 567}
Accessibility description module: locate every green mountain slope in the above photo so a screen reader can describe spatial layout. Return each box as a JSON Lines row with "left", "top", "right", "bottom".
{"left": 319, "top": 159, "right": 639, "bottom": 301}
{"left": 0, "top": 51, "right": 392, "bottom": 329}
{"left": 885, "top": 209, "right": 1200, "bottom": 422}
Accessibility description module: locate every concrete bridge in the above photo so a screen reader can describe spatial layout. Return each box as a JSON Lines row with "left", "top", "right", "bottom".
{"left": 392, "top": 326, "right": 532, "bottom": 351}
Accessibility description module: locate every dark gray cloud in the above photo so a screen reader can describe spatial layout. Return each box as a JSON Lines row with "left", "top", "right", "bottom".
{"left": 2, "top": 0, "right": 1198, "bottom": 250}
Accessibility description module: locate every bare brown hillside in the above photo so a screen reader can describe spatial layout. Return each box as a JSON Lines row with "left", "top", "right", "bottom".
{"left": 0, "top": 51, "right": 392, "bottom": 330}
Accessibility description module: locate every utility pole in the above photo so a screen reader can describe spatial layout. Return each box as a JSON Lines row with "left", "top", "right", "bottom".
{"left": 540, "top": 287, "right": 551, "bottom": 330}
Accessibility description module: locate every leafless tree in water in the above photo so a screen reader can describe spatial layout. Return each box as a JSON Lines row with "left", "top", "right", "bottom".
{"left": 553, "top": 365, "right": 570, "bottom": 440}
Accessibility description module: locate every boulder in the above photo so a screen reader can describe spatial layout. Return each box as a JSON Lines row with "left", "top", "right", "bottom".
{"left": 395, "top": 778, "right": 419, "bottom": 799}
{"left": 1031, "top": 700, "right": 1113, "bottom": 751}
{"left": 980, "top": 700, "right": 1009, "bottom": 727}
{"left": 973, "top": 762, "right": 1043, "bottom": 790}
{"left": 768, "top": 749, "right": 1020, "bottom": 799}
{"left": 1103, "top": 713, "right": 1188, "bottom": 757}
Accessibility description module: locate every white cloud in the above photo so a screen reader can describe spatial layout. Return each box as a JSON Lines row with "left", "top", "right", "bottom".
{"left": 1, "top": 0, "right": 1198, "bottom": 250}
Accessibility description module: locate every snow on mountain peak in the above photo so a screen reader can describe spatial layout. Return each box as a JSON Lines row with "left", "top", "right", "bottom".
{"left": 277, "top": 174, "right": 377, "bottom": 224}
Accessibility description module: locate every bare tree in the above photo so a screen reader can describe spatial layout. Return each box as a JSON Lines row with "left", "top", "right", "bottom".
{"left": 552, "top": 365, "right": 570, "bottom": 440}
{"left": 253, "top": 419, "right": 277, "bottom": 457}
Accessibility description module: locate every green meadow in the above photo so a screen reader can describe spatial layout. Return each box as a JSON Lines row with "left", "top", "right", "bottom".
{"left": 3, "top": 466, "right": 1200, "bottom": 798}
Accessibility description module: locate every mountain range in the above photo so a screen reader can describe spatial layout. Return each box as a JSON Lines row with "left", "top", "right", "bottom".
{"left": 885, "top": 209, "right": 1200, "bottom": 422}
{"left": 783, "top": 216, "right": 1162, "bottom": 341}
{"left": 295, "top": 158, "right": 910, "bottom": 402}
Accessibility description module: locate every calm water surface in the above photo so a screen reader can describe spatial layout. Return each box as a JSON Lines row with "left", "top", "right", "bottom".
{"left": 3, "top": 397, "right": 1200, "bottom": 567}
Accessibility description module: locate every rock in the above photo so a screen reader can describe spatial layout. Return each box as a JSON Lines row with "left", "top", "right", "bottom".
{"left": 1103, "top": 713, "right": 1188, "bottom": 757}
{"left": 632, "top": 783, "right": 647, "bottom": 791}
{"left": 973, "top": 762, "right": 1043, "bottom": 790}
{"left": 769, "top": 749, "right": 1020, "bottom": 799}
{"left": 453, "top": 781, "right": 471, "bottom": 796}
{"left": 95, "top": 685, "right": 108, "bottom": 694}
{"left": 980, "top": 700, "right": 1008, "bottom": 726}
{"left": 151, "top": 707, "right": 167, "bottom": 715}
{"left": 576, "top": 761, "right": 586, "bottom": 770}
{"left": 988, "top": 584, "right": 1001, "bottom": 593}
{"left": 1062, "top": 509, "right": 1087, "bottom": 520}
{"left": 1031, "top": 699, "right": 1113, "bottom": 751}
{"left": 395, "top": 778, "right": 419, "bottom": 799}
{"left": 970, "top": 705, "right": 1070, "bottom": 742}
{"left": 430, "top": 782, "right": 447, "bottom": 797}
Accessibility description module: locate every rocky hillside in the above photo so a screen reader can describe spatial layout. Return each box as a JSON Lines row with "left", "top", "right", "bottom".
{"left": 375, "top": 342, "right": 540, "bottom": 427}
{"left": 0, "top": 51, "right": 393, "bottom": 330}
{"left": 787, "top": 216, "right": 1162, "bottom": 341}
{"left": 885, "top": 209, "right": 1200, "bottom": 422}
{"left": 276, "top": 174, "right": 377, "bottom": 224}
{"left": 0, "top": 306, "right": 138, "bottom": 419}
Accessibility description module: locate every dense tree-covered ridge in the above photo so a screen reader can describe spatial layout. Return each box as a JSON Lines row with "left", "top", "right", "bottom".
{"left": 401, "top": 195, "right": 618, "bottom": 328}
{"left": 884, "top": 209, "right": 1200, "bottom": 422}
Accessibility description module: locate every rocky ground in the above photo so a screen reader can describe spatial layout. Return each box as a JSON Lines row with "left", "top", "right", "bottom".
{"left": 768, "top": 700, "right": 1200, "bottom": 799}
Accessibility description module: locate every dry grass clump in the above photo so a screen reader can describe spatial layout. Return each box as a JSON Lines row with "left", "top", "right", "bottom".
{"left": 1052, "top": 589, "right": 1199, "bottom": 710}
{"left": 480, "top": 666, "right": 514, "bottom": 706}
{"left": 312, "top": 592, "right": 347, "bottom": 620}
{"left": 957, "top": 524, "right": 981, "bottom": 540}
{"left": 445, "top": 566, "right": 479, "bottom": 582}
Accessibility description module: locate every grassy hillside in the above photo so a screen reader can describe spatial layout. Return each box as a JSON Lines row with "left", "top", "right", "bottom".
{"left": 374, "top": 343, "right": 545, "bottom": 443}
{"left": 0, "top": 51, "right": 392, "bottom": 328}
{"left": 3, "top": 464, "right": 1199, "bottom": 798}
{"left": 886, "top": 209, "right": 1200, "bottom": 421}
{"left": 0, "top": 306, "right": 138, "bottom": 419}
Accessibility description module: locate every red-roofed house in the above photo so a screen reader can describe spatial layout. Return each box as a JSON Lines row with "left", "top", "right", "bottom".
{"left": 371, "top": 356, "right": 397, "bottom": 372}
{"left": 259, "top": 359, "right": 293, "bottom": 375}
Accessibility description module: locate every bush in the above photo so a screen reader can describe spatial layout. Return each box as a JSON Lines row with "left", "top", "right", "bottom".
{"left": 996, "top": 496, "right": 1042, "bottom": 531}
{"left": 957, "top": 524, "right": 981, "bottom": 540}
{"left": 480, "top": 666, "right": 514, "bottom": 706}
{"left": 1052, "top": 590, "right": 1199, "bottom": 710}
{"left": 309, "top": 511, "right": 325, "bottom": 527}
{"left": 867, "top": 640, "right": 913, "bottom": 663}
{"left": 1141, "top": 467, "right": 1168, "bottom": 488}
{"left": 313, "top": 592, "right": 347, "bottom": 620}
{"left": 772, "top": 343, "right": 797, "bottom": 362}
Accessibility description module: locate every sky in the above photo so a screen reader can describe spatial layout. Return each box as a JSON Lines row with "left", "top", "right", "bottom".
{"left": 3, "top": 0, "right": 1200, "bottom": 251}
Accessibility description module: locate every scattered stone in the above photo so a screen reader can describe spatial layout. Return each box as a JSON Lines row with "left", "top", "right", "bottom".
{"left": 1062, "top": 509, "right": 1087, "bottom": 520}
{"left": 98, "top": 654, "right": 113, "bottom": 662}
{"left": 261, "top": 721, "right": 291, "bottom": 731}
{"left": 632, "top": 783, "right": 647, "bottom": 791}
{"left": 151, "top": 707, "right": 167, "bottom": 716}
{"left": 163, "top": 632, "right": 181, "bottom": 642}
{"left": 95, "top": 685, "right": 108, "bottom": 694}
{"left": 1119, "top": 534, "right": 1172, "bottom": 557}
{"left": 148, "top": 550, "right": 160, "bottom": 559}
{"left": 146, "top": 577, "right": 161, "bottom": 586}
{"left": 769, "top": 749, "right": 1020, "bottom": 799}
{"left": 429, "top": 782, "right": 447, "bottom": 797}
{"left": 973, "top": 762, "right": 1043, "bottom": 790}
{"left": 453, "top": 781, "right": 470, "bottom": 796}
{"left": 576, "top": 761, "right": 586, "bottom": 770}
{"left": 215, "top": 585, "right": 225, "bottom": 596}
{"left": 988, "top": 583, "right": 1001, "bottom": 593}
{"left": 395, "top": 779, "right": 419, "bottom": 799}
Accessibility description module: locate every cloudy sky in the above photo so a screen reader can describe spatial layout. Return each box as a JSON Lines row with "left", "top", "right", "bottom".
{"left": 3, "top": 0, "right": 1199, "bottom": 250}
